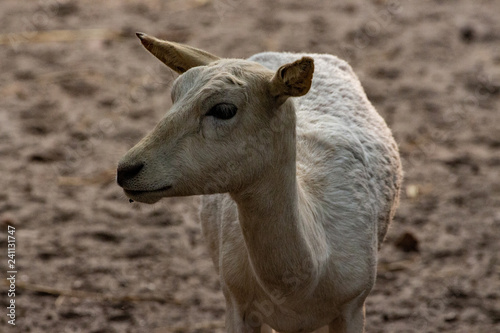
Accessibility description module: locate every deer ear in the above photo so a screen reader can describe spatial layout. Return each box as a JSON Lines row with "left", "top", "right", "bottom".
{"left": 136, "top": 32, "right": 220, "bottom": 74}
{"left": 270, "top": 57, "right": 314, "bottom": 103}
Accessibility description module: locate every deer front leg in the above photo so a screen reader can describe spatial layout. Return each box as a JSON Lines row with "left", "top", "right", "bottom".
{"left": 260, "top": 324, "right": 274, "bottom": 333}
{"left": 225, "top": 316, "right": 265, "bottom": 333}
{"left": 328, "top": 297, "right": 366, "bottom": 333}
{"left": 225, "top": 299, "right": 267, "bottom": 333}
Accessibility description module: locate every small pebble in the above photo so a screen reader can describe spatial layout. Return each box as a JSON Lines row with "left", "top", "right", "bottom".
{"left": 460, "top": 25, "right": 475, "bottom": 43}
{"left": 395, "top": 231, "right": 419, "bottom": 253}
{"left": 406, "top": 184, "right": 420, "bottom": 199}
{"left": 444, "top": 311, "right": 458, "bottom": 322}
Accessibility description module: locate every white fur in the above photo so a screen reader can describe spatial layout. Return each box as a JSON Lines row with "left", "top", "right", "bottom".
{"left": 200, "top": 53, "right": 402, "bottom": 333}
{"left": 118, "top": 42, "right": 402, "bottom": 333}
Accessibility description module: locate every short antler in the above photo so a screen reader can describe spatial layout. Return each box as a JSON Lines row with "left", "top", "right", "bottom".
{"left": 136, "top": 32, "right": 220, "bottom": 73}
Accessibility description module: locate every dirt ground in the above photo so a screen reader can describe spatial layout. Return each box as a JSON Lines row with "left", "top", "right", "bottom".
{"left": 1, "top": 0, "right": 499, "bottom": 332}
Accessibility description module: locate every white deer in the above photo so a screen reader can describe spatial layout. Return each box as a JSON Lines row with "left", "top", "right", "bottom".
{"left": 117, "top": 33, "right": 402, "bottom": 333}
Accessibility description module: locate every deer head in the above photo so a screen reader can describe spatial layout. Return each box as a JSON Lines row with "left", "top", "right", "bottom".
{"left": 117, "top": 33, "right": 314, "bottom": 203}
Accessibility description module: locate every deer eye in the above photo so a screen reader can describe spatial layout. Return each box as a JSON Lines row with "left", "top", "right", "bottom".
{"left": 206, "top": 103, "right": 237, "bottom": 120}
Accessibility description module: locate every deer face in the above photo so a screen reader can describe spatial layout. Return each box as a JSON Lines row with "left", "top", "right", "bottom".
{"left": 117, "top": 33, "right": 313, "bottom": 203}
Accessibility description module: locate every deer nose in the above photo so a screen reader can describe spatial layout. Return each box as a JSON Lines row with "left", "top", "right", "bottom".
{"left": 117, "top": 162, "right": 144, "bottom": 187}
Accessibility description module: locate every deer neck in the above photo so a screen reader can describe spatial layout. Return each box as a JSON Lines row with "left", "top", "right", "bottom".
{"left": 230, "top": 104, "right": 326, "bottom": 296}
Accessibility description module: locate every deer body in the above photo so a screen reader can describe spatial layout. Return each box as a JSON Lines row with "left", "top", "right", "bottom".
{"left": 117, "top": 34, "right": 402, "bottom": 333}
{"left": 201, "top": 53, "right": 400, "bottom": 333}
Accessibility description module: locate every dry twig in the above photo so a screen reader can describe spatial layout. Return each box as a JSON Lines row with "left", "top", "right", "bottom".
{"left": 377, "top": 258, "right": 418, "bottom": 273}
{"left": 6, "top": 280, "right": 179, "bottom": 304}
{"left": 58, "top": 169, "right": 116, "bottom": 186}
{"left": 153, "top": 320, "right": 226, "bottom": 333}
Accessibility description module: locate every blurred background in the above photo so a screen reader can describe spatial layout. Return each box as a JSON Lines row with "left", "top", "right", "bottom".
{"left": 1, "top": 0, "right": 499, "bottom": 332}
